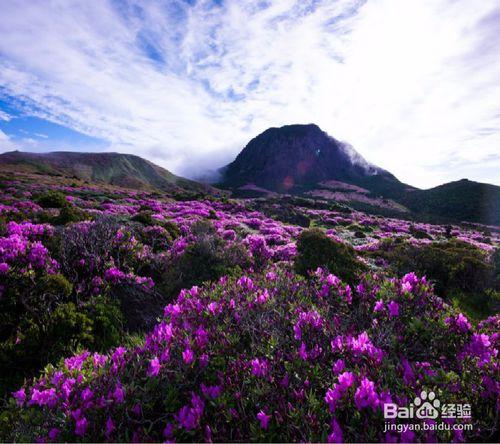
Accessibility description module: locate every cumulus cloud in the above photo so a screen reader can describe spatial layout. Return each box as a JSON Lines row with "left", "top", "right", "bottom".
{"left": 0, "top": 0, "right": 499, "bottom": 187}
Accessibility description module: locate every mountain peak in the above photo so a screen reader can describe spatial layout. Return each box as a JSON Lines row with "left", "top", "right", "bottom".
{"left": 219, "top": 123, "right": 396, "bottom": 194}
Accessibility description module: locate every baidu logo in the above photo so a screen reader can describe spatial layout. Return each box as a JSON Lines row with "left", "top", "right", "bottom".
{"left": 384, "top": 390, "right": 471, "bottom": 420}
{"left": 383, "top": 390, "right": 473, "bottom": 434}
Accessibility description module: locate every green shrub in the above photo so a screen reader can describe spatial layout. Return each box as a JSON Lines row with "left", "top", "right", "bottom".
{"left": 35, "top": 190, "right": 68, "bottom": 209}
{"left": 162, "top": 220, "right": 181, "bottom": 239}
{"left": 0, "top": 270, "right": 124, "bottom": 397}
{"left": 409, "top": 225, "right": 432, "bottom": 240}
{"left": 382, "top": 240, "right": 493, "bottom": 296}
{"left": 54, "top": 205, "right": 87, "bottom": 225}
{"left": 85, "top": 296, "right": 124, "bottom": 351}
{"left": 161, "top": 220, "right": 250, "bottom": 298}
{"left": 131, "top": 211, "right": 155, "bottom": 225}
{"left": 294, "top": 228, "right": 366, "bottom": 284}
{"left": 0, "top": 302, "right": 93, "bottom": 396}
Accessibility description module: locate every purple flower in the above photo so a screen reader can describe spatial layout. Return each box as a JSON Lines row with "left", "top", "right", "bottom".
{"left": 388, "top": 301, "right": 399, "bottom": 317}
{"left": 105, "top": 417, "right": 115, "bottom": 438}
{"left": 326, "top": 274, "right": 340, "bottom": 286}
{"left": 81, "top": 387, "right": 94, "bottom": 403}
{"left": 75, "top": 416, "right": 88, "bottom": 437}
{"left": 12, "top": 388, "right": 26, "bottom": 406}
{"left": 113, "top": 384, "right": 125, "bottom": 404}
{"left": 250, "top": 358, "right": 268, "bottom": 377}
{"left": 456, "top": 313, "right": 471, "bottom": 332}
{"left": 148, "top": 357, "right": 161, "bottom": 377}
{"left": 325, "top": 372, "right": 355, "bottom": 412}
{"left": 163, "top": 422, "right": 174, "bottom": 438}
{"left": 201, "top": 384, "right": 221, "bottom": 399}
{"left": 338, "top": 371, "right": 355, "bottom": 390}
{"left": 298, "top": 342, "right": 308, "bottom": 360}
{"left": 257, "top": 410, "right": 271, "bottom": 430}
{"left": 401, "top": 272, "right": 418, "bottom": 291}
{"left": 182, "top": 348, "right": 194, "bottom": 364}
{"left": 354, "top": 378, "right": 379, "bottom": 410}
{"left": 327, "top": 419, "right": 343, "bottom": 443}
{"left": 374, "top": 299, "right": 384, "bottom": 312}
{"left": 0, "top": 262, "right": 9, "bottom": 274}
{"left": 332, "top": 359, "right": 345, "bottom": 374}
{"left": 104, "top": 267, "right": 126, "bottom": 284}
{"left": 48, "top": 427, "right": 59, "bottom": 441}
{"left": 30, "top": 388, "right": 57, "bottom": 407}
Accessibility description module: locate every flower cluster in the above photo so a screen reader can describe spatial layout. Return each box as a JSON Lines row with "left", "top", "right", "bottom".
{"left": 4, "top": 269, "right": 497, "bottom": 443}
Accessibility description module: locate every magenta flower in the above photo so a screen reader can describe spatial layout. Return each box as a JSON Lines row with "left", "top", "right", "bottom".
{"left": 257, "top": 410, "right": 271, "bottom": 430}
{"left": 0, "top": 262, "right": 9, "bottom": 274}
{"left": 12, "top": 388, "right": 26, "bottom": 406}
{"left": 374, "top": 299, "right": 384, "bottom": 312}
{"left": 297, "top": 342, "right": 307, "bottom": 360}
{"left": 105, "top": 417, "right": 115, "bottom": 438}
{"left": 456, "top": 313, "right": 471, "bottom": 332}
{"left": 148, "top": 357, "right": 161, "bottom": 377}
{"left": 388, "top": 301, "right": 399, "bottom": 317}
{"left": 75, "top": 416, "right": 88, "bottom": 437}
{"left": 332, "top": 359, "right": 345, "bottom": 374}
{"left": 113, "top": 384, "right": 125, "bottom": 404}
{"left": 182, "top": 348, "right": 194, "bottom": 364}
{"left": 48, "top": 427, "right": 60, "bottom": 441}
{"left": 327, "top": 419, "right": 343, "bottom": 443}
{"left": 250, "top": 358, "right": 268, "bottom": 377}
{"left": 354, "top": 377, "right": 379, "bottom": 410}
{"left": 337, "top": 371, "right": 355, "bottom": 390}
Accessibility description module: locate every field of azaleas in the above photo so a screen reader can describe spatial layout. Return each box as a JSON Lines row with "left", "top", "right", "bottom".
{"left": 0, "top": 172, "right": 498, "bottom": 442}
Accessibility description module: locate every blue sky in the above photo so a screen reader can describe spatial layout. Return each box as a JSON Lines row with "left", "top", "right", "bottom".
{"left": 0, "top": 0, "right": 499, "bottom": 188}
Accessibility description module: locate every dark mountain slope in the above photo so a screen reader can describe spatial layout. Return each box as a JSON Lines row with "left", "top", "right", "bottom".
{"left": 219, "top": 124, "right": 411, "bottom": 196}
{"left": 0, "top": 151, "right": 212, "bottom": 194}
{"left": 403, "top": 179, "right": 500, "bottom": 225}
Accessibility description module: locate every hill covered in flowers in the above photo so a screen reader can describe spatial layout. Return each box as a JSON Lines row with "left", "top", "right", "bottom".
{"left": 0, "top": 169, "right": 498, "bottom": 442}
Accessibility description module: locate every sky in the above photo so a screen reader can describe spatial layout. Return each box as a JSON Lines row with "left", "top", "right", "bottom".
{"left": 0, "top": 0, "right": 499, "bottom": 189}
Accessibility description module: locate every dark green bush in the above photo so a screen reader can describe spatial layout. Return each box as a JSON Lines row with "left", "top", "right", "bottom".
{"left": 381, "top": 240, "right": 493, "bottom": 296}
{"left": 35, "top": 190, "right": 68, "bottom": 209}
{"left": 131, "top": 211, "right": 155, "bottom": 225}
{"left": 294, "top": 228, "right": 366, "bottom": 284}
{"left": 0, "top": 294, "right": 123, "bottom": 397}
{"left": 54, "top": 205, "right": 87, "bottom": 225}
{"left": 0, "top": 301, "right": 93, "bottom": 397}
{"left": 0, "top": 268, "right": 124, "bottom": 397}
{"left": 409, "top": 225, "right": 432, "bottom": 240}
{"left": 160, "top": 220, "right": 250, "bottom": 298}
{"left": 162, "top": 220, "right": 181, "bottom": 239}
{"left": 84, "top": 296, "right": 124, "bottom": 351}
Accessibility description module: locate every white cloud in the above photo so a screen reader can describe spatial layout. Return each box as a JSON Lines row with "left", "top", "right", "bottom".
{"left": 0, "top": 0, "right": 499, "bottom": 187}
{"left": 0, "top": 110, "right": 12, "bottom": 121}
{"left": 0, "top": 129, "right": 19, "bottom": 151}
